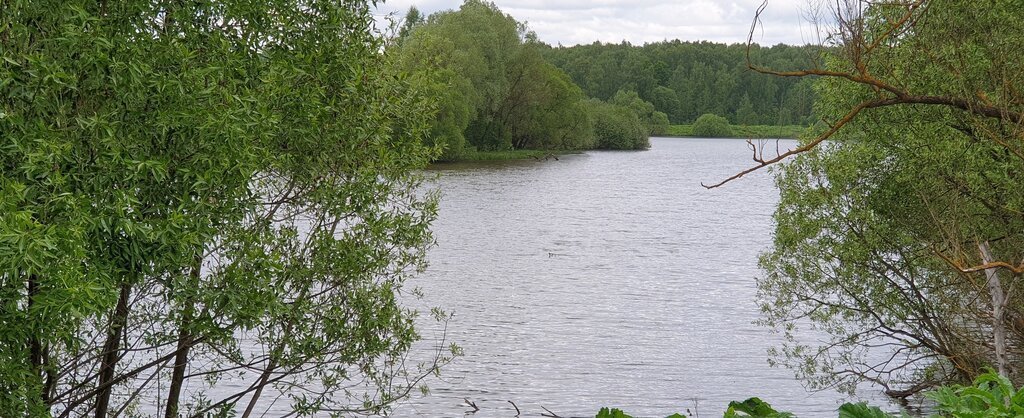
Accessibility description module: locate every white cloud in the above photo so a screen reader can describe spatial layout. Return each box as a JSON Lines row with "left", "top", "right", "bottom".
{"left": 374, "top": 0, "right": 824, "bottom": 46}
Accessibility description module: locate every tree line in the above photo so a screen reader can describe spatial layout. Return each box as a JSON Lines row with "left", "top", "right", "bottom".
{"left": 392, "top": 1, "right": 822, "bottom": 161}
{"left": 540, "top": 39, "right": 819, "bottom": 125}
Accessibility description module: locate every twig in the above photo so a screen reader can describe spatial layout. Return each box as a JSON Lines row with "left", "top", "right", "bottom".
{"left": 541, "top": 406, "right": 562, "bottom": 418}
{"left": 463, "top": 397, "right": 479, "bottom": 413}
{"left": 508, "top": 400, "right": 520, "bottom": 416}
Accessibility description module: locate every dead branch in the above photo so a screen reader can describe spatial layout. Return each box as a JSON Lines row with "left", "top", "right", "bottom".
{"left": 709, "top": 0, "right": 1024, "bottom": 189}
{"left": 541, "top": 406, "right": 562, "bottom": 417}
{"left": 508, "top": 400, "right": 521, "bottom": 416}
{"left": 463, "top": 397, "right": 479, "bottom": 413}
{"left": 933, "top": 246, "right": 1024, "bottom": 275}
{"left": 703, "top": 96, "right": 880, "bottom": 188}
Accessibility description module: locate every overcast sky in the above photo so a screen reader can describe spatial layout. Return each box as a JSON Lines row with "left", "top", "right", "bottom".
{"left": 373, "top": 0, "right": 823, "bottom": 46}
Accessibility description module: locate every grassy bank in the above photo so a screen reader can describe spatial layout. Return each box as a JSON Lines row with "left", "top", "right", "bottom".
{"left": 665, "top": 124, "right": 806, "bottom": 139}
{"left": 441, "top": 149, "right": 575, "bottom": 162}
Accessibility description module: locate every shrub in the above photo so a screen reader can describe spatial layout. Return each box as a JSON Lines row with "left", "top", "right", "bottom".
{"left": 692, "top": 113, "right": 734, "bottom": 138}
{"left": 585, "top": 99, "right": 650, "bottom": 150}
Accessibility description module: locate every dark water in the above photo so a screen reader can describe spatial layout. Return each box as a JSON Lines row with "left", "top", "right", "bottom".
{"left": 392, "top": 137, "right": 888, "bottom": 417}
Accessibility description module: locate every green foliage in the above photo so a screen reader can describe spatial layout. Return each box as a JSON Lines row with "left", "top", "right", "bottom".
{"left": 595, "top": 408, "right": 687, "bottom": 418}
{"left": 836, "top": 403, "right": 892, "bottom": 418}
{"left": 585, "top": 99, "right": 650, "bottom": 150}
{"left": 611, "top": 89, "right": 670, "bottom": 136}
{"left": 692, "top": 113, "right": 734, "bottom": 138}
{"left": 666, "top": 124, "right": 696, "bottom": 136}
{"left": 651, "top": 85, "right": 683, "bottom": 123}
{"left": 598, "top": 374, "right": 1024, "bottom": 418}
{"left": 730, "top": 124, "right": 806, "bottom": 139}
{"left": 512, "top": 49, "right": 596, "bottom": 150}
{"left": 450, "top": 149, "right": 568, "bottom": 161}
{"left": 724, "top": 398, "right": 794, "bottom": 418}
{"left": 930, "top": 372, "right": 1024, "bottom": 417}
{"left": 759, "top": 0, "right": 1024, "bottom": 395}
{"left": 407, "top": 67, "right": 475, "bottom": 160}
{"left": 393, "top": 3, "right": 820, "bottom": 160}
{"left": 399, "top": 6, "right": 424, "bottom": 39}
{"left": 541, "top": 41, "right": 819, "bottom": 124}
{"left": 734, "top": 94, "right": 759, "bottom": 125}
{"left": 596, "top": 399, "right": 899, "bottom": 418}
{"left": 666, "top": 124, "right": 805, "bottom": 138}
{"left": 0, "top": 0, "right": 445, "bottom": 415}
{"left": 712, "top": 374, "right": 1024, "bottom": 417}
{"left": 393, "top": 1, "right": 594, "bottom": 156}
{"left": 597, "top": 407, "right": 635, "bottom": 418}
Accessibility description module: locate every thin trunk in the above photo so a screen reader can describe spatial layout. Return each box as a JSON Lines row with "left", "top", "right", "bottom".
{"left": 239, "top": 359, "right": 278, "bottom": 418}
{"left": 163, "top": 309, "right": 192, "bottom": 418}
{"left": 43, "top": 345, "right": 56, "bottom": 404}
{"left": 164, "top": 256, "right": 202, "bottom": 418}
{"left": 240, "top": 316, "right": 298, "bottom": 418}
{"left": 240, "top": 287, "right": 306, "bottom": 418}
{"left": 27, "top": 276, "right": 46, "bottom": 406}
{"left": 28, "top": 278, "right": 41, "bottom": 367}
{"left": 59, "top": 336, "right": 208, "bottom": 418}
{"left": 94, "top": 282, "right": 131, "bottom": 418}
{"left": 979, "top": 241, "right": 1009, "bottom": 377}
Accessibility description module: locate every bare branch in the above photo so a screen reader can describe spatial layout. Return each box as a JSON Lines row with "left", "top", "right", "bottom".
{"left": 723, "top": 0, "right": 1024, "bottom": 189}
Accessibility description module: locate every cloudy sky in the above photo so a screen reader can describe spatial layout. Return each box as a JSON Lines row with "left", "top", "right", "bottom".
{"left": 374, "top": 0, "right": 823, "bottom": 46}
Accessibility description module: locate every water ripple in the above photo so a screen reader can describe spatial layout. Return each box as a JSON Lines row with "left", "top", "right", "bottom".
{"left": 397, "top": 138, "right": 886, "bottom": 417}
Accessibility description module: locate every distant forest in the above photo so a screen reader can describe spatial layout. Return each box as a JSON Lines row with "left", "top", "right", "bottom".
{"left": 393, "top": 1, "right": 819, "bottom": 159}
{"left": 540, "top": 41, "right": 818, "bottom": 125}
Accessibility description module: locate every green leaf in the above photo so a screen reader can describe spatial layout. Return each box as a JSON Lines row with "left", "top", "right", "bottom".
{"left": 726, "top": 398, "right": 793, "bottom": 417}
{"left": 596, "top": 407, "right": 633, "bottom": 418}
{"left": 837, "top": 402, "right": 893, "bottom": 418}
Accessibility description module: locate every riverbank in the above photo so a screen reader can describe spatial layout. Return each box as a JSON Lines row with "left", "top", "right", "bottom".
{"left": 666, "top": 124, "right": 806, "bottom": 139}
{"left": 438, "top": 149, "right": 581, "bottom": 163}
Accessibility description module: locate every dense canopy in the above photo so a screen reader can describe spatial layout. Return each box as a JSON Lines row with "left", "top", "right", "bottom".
{"left": 757, "top": 0, "right": 1024, "bottom": 396}
{"left": 0, "top": 0, "right": 449, "bottom": 416}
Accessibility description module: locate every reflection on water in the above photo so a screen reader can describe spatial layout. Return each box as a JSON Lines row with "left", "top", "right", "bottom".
{"left": 394, "top": 137, "right": 889, "bottom": 417}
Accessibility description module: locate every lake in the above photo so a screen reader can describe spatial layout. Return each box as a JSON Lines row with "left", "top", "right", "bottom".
{"left": 392, "top": 137, "right": 887, "bottom": 417}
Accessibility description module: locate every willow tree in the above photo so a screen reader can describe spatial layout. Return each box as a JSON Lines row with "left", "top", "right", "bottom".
{"left": 610, "top": 89, "right": 669, "bottom": 136}
{"left": 393, "top": 0, "right": 597, "bottom": 156}
{"left": 714, "top": 0, "right": 1024, "bottom": 398}
{"left": 0, "top": 1, "right": 449, "bottom": 416}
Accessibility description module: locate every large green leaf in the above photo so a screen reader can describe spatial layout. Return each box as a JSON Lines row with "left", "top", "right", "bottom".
{"left": 837, "top": 402, "right": 893, "bottom": 418}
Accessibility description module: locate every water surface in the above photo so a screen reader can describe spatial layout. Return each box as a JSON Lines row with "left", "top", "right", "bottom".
{"left": 394, "top": 137, "right": 883, "bottom": 417}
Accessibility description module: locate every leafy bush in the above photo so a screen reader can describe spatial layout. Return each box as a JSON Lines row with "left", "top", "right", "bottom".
{"left": 596, "top": 407, "right": 632, "bottom": 418}
{"left": 596, "top": 397, "right": 888, "bottom": 418}
{"left": 930, "top": 372, "right": 1024, "bottom": 416}
{"left": 596, "top": 372, "right": 1024, "bottom": 417}
{"left": 585, "top": 99, "right": 650, "bottom": 150}
{"left": 611, "top": 89, "right": 670, "bottom": 136}
{"left": 692, "top": 113, "right": 734, "bottom": 137}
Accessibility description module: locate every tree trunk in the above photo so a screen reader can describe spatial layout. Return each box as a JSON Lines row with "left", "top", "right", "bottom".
{"left": 94, "top": 282, "right": 131, "bottom": 418}
{"left": 27, "top": 276, "right": 46, "bottom": 405}
{"left": 164, "top": 255, "right": 202, "bottom": 418}
{"left": 979, "top": 241, "right": 1009, "bottom": 377}
{"left": 163, "top": 308, "right": 193, "bottom": 418}
{"left": 240, "top": 288, "right": 306, "bottom": 418}
{"left": 43, "top": 344, "right": 55, "bottom": 405}
{"left": 239, "top": 360, "right": 277, "bottom": 418}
